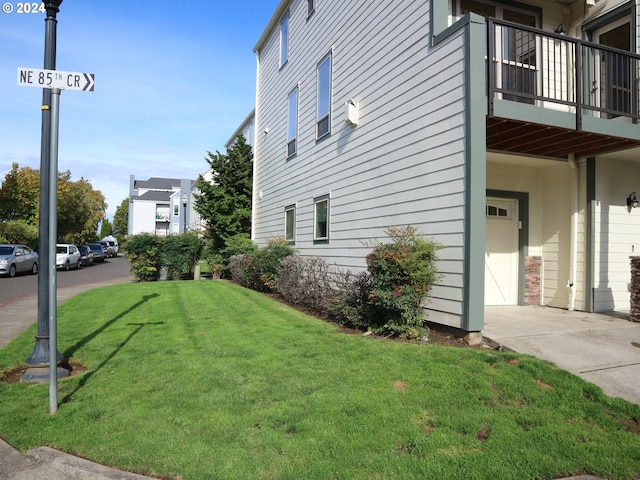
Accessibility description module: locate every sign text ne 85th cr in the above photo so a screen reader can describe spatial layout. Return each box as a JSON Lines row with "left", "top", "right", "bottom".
{"left": 17, "top": 67, "right": 95, "bottom": 92}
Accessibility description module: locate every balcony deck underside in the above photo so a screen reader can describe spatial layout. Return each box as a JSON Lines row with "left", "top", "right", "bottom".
{"left": 487, "top": 117, "right": 640, "bottom": 159}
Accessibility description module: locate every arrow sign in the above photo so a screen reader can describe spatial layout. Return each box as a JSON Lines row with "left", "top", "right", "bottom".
{"left": 17, "top": 67, "right": 95, "bottom": 92}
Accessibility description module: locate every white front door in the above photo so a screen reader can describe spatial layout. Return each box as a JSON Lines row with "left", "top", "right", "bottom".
{"left": 485, "top": 198, "right": 519, "bottom": 305}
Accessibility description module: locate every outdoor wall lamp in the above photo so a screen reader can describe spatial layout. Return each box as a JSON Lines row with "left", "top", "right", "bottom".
{"left": 627, "top": 192, "right": 639, "bottom": 209}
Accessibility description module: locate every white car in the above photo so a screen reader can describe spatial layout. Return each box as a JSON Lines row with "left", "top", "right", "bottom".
{"left": 56, "top": 244, "right": 81, "bottom": 270}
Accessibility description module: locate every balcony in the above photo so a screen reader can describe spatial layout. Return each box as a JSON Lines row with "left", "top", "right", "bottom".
{"left": 487, "top": 18, "right": 640, "bottom": 159}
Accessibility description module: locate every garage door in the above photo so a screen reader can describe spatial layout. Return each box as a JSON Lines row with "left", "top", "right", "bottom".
{"left": 485, "top": 198, "right": 519, "bottom": 305}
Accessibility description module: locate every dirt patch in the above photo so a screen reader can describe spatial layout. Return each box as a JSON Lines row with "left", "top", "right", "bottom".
{"left": 1, "top": 359, "right": 87, "bottom": 385}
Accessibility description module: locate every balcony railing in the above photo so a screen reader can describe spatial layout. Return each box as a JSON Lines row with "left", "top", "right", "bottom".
{"left": 488, "top": 18, "right": 640, "bottom": 128}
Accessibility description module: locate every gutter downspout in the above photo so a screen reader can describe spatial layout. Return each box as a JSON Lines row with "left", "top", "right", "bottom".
{"left": 568, "top": 154, "right": 579, "bottom": 310}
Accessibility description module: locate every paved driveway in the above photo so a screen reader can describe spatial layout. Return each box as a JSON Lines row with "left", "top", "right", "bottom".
{"left": 483, "top": 305, "right": 640, "bottom": 405}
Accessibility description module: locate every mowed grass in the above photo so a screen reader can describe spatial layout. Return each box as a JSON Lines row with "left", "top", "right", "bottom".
{"left": 0, "top": 281, "right": 639, "bottom": 480}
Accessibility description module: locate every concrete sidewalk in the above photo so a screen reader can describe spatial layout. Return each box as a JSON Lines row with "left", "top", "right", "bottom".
{"left": 484, "top": 305, "right": 640, "bottom": 405}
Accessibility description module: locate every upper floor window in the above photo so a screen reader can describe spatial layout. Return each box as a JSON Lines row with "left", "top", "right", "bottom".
{"left": 314, "top": 194, "right": 330, "bottom": 242}
{"left": 287, "top": 86, "right": 298, "bottom": 157}
{"left": 285, "top": 204, "right": 296, "bottom": 243}
{"left": 307, "top": 0, "right": 315, "bottom": 18}
{"left": 316, "top": 52, "right": 332, "bottom": 139}
{"left": 280, "top": 13, "right": 289, "bottom": 68}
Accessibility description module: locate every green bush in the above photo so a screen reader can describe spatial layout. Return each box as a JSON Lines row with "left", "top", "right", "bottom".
{"left": 229, "top": 238, "right": 295, "bottom": 292}
{"left": 0, "top": 220, "right": 39, "bottom": 250}
{"left": 126, "top": 233, "right": 164, "bottom": 282}
{"left": 365, "top": 226, "right": 442, "bottom": 339}
{"left": 161, "top": 233, "right": 204, "bottom": 280}
{"left": 204, "top": 233, "right": 257, "bottom": 279}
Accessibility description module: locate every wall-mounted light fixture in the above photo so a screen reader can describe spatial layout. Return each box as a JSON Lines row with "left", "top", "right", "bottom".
{"left": 554, "top": 23, "right": 566, "bottom": 34}
{"left": 627, "top": 192, "right": 639, "bottom": 208}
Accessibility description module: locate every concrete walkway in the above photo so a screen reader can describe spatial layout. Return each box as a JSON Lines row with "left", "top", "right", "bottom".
{"left": 484, "top": 305, "right": 640, "bottom": 405}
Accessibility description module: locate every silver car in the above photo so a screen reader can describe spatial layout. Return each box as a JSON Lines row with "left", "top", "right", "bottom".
{"left": 0, "top": 244, "right": 39, "bottom": 277}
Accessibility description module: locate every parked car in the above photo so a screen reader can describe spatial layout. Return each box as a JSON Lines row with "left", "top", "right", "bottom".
{"left": 101, "top": 236, "right": 119, "bottom": 256}
{"left": 78, "top": 245, "right": 94, "bottom": 267}
{"left": 99, "top": 241, "right": 114, "bottom": 258}
{"left": 0, "top": 244, "right": 39, "bottom": 277}
{"left": 88, "top": 242, "right": 106, "bottom": 262}
{"left": 56, "top": 244, "right": 81, "bottom": 270}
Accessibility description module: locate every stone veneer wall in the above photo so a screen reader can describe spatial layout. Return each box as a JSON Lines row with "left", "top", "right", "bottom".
{"left": 630, "top": 257, "right": 640, "bottom": 322}
{"left": 524, "top": 256, "right": 542, "bottom": 306}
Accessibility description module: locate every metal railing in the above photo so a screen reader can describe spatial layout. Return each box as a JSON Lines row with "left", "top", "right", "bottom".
{"left": 487, "top": 18, "right": 640, "bottom": 128}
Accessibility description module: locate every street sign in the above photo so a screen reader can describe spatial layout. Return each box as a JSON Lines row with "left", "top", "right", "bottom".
{"left": 17, "top": 67, "right": 95, "bottom": 92}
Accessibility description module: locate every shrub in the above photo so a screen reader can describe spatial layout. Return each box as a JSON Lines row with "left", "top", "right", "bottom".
{"left": 276, "top": 256, "right": 337, "bottom": 317}
{"left": 0, "top": 220, "right": 39, "bottom": 250}
{"left": 205, "top": 233, "right": 258, "bottom": 279}
{"left": 365, "top": 226, "right": 442, "bottom": 339}
{"left": 332, "top": 270, "right": 375, "bottom": 330}
{"left": 126, "top": 233, "right": 164, "bottom": 282}
{"left": 161, "top": 233, "right": 204, "bottom": 280}
{"left": 229, "top": 238, "right": 295, "bottom": 292}
{"left": 228, "top": 254, "right": 249, "bottom": 286}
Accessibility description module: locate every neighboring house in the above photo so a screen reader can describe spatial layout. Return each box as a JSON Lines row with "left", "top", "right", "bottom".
{"left": 225, "top": 110, "right": 255, "bottom": 151}
{"left": 250, "top": 0, "right": 640, "bottom": 336}
{"left": 128, "top": 175, "right": 196, "bottom": 236}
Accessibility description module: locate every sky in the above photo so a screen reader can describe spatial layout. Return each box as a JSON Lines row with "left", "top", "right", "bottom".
{"left": 1, "top": 1, "right": 279, "bottom": 220}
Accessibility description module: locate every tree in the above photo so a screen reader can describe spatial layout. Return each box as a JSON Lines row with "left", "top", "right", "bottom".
{"left": 99, "top": 218, "right": 113, "bottom": 238}
{"left": 57, "top": 176, "right": 106, "bottom": 244}
{"left": 113, "top": 198, "right": 129, "bottom": 235}
{"left": 194, "top": 135, "right": 253, "bottom": 250}
{"left": 0, "top": 162, "right": 40, "bottom": 223}
{"left": 0, "top": 164, "right": 107, "bottom": 244}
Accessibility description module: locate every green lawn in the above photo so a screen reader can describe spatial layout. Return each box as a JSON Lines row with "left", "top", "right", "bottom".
{"left": 1, "top": 281, "right": 639, "bottom": 480}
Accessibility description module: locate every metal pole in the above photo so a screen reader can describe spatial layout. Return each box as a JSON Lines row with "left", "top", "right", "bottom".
{"left": 22, "top": 0, "right": 65, "bottom": 384}
{"left": 49, "top": 87, "right": 61, "bottom": 414}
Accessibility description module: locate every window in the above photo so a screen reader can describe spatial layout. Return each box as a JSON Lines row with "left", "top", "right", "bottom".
{"left": 307, "top": 0, "right": 315, "bottom": 17}
{"left": 287, "top": 86, "right": 298, "bottom": 157}
{"left": 285, "top": 204, "right": 296, "bottom": 243}
{"left": 173, "top": 204, "right": 179, "bottom": 216}
{"left": 280, "top": 13, "right": 289, "bottom": 68}
{"left": 314, "top": 195, "right": 330, "bottom": 241}
{"left": 316, "top": 53, "right": 332, "bottom": 139}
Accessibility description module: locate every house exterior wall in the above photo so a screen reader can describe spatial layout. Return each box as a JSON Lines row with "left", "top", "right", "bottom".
{"left": 130, "top": 201, "right": 159, "bottom": 235}
{"left": 594, "top": 157, "right": 640, "bottom": 311}
{"left": 253, "top": 0, "right": 475, "bottom": 329}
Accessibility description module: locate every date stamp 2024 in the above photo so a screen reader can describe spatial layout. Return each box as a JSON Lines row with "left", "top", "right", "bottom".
{"left": 2, "top": 2, "right": 47, "bottom": 14}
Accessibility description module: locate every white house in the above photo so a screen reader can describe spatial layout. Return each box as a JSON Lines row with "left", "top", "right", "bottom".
{"left": 128, "top": 176, "right": 196, "bottom": 236}
{"left": 250, "top": 0, "right": 640, "bottom": 336}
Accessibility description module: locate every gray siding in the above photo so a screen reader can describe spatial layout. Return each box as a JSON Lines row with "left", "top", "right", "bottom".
{"left": 254, "top": 0, "right": 469, "bottom": 328}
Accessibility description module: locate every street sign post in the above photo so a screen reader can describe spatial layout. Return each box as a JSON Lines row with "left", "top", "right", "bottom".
{"left": 18, "top": 62, "right": 94, "bottom": 414}
{"left": 17, "top": 67, "right": 95, "bottom": 92}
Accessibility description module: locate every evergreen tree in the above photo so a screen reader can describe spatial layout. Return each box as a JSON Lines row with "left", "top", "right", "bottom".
{"left": 194, "top": 135, "right": 253, "bottom": 251}
{"left": 99, "top": 218, "right": 113, "bottom": 238}
{"left": 113, "top": 198, "right": 129, "bottom": 235}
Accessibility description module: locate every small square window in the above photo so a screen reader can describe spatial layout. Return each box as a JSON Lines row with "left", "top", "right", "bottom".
{"left": 285, "top": 204, "right": 296, "bottom": 243}
{"left": 173, "top": 205, "right": 179, "bottom": 216}
{"left": 314, "top": 195, "right": 330, "bottom": 242}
